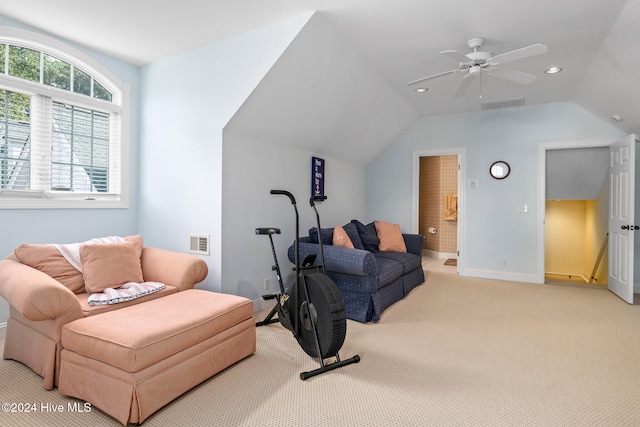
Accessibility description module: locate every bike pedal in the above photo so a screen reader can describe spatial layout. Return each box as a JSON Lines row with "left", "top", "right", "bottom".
{"left": 262, "top": 294, "right": 277, "bottom": 300}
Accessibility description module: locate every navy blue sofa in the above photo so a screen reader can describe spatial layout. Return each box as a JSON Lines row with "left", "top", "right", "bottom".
{"left": 288, "top": 220, "right": 425, "bottom": 323}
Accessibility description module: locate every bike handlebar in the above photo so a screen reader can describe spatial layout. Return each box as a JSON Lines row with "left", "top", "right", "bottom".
{"left": 270, "top": 189, "right": 296, "bottom": 205}
{"left": 309, "top": 195, "right": 327, "bottom": 207}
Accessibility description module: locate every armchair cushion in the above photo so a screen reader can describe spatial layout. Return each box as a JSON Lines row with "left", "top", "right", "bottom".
{"left": 80, "top": 241, "right": 144, "bottom": 293}
{"left": 13, "top": 244, "right": 85, "bottom": 294}
{"left": 11, "top": 235, "right": 144, "bottom": 294}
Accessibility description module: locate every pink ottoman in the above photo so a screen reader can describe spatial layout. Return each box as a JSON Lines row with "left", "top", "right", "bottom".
{"left": 58, "top": 289, "right": 255, "bottom": 425}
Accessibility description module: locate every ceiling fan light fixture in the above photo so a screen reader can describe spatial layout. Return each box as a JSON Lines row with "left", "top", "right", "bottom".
{"left": 469, "top": 65, "right": 482, "bottom": 76}
{"left": 545, "top": 66, "right": 562, "bottom": 74}
{"left": 408, "top": 37, "right": 548, "bottom": 98}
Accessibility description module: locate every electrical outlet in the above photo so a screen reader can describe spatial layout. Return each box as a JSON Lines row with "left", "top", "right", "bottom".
{"left": 264, "top": 278, "right": 270, "bottom": 290}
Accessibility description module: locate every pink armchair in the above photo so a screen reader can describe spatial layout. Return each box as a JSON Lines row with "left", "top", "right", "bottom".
{"left": 0, "top": 244, "right": 208, "bottom": 390}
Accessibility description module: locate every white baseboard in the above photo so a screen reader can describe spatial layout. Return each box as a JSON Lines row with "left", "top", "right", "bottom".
{"left": 422, "top": 249, "right": 457, "bottom": 260}
{"left": 461, "top": 268, "right": 539, "bottom": 284}
{"left": 253, "top": 297, "right": 274, "bottom": 313}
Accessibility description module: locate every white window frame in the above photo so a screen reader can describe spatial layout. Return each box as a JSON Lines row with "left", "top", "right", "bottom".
{"left": 0, "top": 26, "right": 130, "bottom": 209}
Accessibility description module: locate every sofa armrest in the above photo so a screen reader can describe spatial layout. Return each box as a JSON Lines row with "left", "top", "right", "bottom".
{"left": 141, "top": 247, "right": 208, "bottom": 291}
{"left": 403, "top": 234, "right": 424, "bottom": 256}
{"left": 289, "top": 241, "right": 377, "bottom": 276}
{"left": 0, "top": 259, "right": 82, "bottom": 322}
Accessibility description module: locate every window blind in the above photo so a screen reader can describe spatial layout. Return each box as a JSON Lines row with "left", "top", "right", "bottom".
{"left": 30, "top": 94, "right": 52, "bottom": 191}
{"left": 51, "top": 101, "right": 112, "bottom": 193}
{"left": 1, "top": 93, "right": 121, "bottom": 195}
{"left": 0, "top": 89, "right": 33, "bottom": 191}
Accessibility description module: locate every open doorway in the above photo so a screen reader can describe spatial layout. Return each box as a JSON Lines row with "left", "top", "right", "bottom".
{"left": 419, "top": 155, "right": 458, "bottom": 262}
{"left": 540, "top": 141, "right": 614, "bottom": 287}
{"left": 544, "top": 146, "right": 609, "bottom": 287}
{"left": 412, "top": 148, "right": 465, "bottom": 275}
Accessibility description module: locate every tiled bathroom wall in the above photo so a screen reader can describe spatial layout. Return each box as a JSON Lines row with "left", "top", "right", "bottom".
{"left": 419, "top": 155, "right": 458, "bottom": 254}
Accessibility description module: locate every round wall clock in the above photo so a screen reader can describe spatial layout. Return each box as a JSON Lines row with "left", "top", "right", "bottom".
{"left": 490, "top": 161, "right": 510, "bottom": 179}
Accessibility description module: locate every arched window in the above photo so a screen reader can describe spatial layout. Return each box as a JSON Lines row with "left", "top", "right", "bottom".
{"left": 0, "top": 26, "right": 130, "bottom": 208}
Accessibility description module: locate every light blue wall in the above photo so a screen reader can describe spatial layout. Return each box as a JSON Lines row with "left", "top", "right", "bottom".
{"left": 138, "top": 13, "right": 313, "bottom": 294}
{"left": 222, "top": 131, "right": 365, "bottom": 305}
{"left": 0, "top": 16, "right": 140, "bottom": 323}
{"left": 366, "top": 102, "right": 625, "bottom": 282}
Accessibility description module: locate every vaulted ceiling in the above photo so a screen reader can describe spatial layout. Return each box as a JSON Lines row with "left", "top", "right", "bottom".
{"left": 1, "top": 0, "right": 637, "bottom": 140}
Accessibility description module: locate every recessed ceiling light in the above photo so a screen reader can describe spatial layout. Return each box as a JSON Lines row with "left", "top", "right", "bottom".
{"left": 545, "top": 66, "right": 563, "bottom": 74}
{"left": 415, "top": 88, "right": 428, "bottom": 93}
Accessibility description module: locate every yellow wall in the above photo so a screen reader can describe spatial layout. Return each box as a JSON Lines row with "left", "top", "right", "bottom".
{"left": 585, "top": 200, "right": 608, "bottom": 283}
{"left": 545, "top": 200, "right": 608, "bottom": 283}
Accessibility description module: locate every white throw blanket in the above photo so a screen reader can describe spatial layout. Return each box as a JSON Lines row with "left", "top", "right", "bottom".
{"left": 52, "top": 236, "right": 126, "bottom": 272}
{"left": 87, "top": 282, "right": 166, "bottom": 305}
{"left": 51, "top": 236, "right": 166, "bottom": 305}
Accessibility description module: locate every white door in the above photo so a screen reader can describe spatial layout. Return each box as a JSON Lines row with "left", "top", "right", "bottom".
{"left": 608, "top": 134, "right": 636, "bottom": 304}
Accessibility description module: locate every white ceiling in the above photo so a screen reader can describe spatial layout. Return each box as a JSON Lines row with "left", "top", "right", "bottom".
{"left": 0, "top": 0, "right": 637, "bottom": 134}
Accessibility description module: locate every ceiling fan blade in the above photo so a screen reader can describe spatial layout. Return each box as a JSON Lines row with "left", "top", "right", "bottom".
{"left": 486, "top": 67, "right": 538, "bottom": 84}
{"left": 408, "top": 69, "right": 459, "bottom": 86}
{"left": 453, "top": 74, "right": 475, "bottom": 98}
{"left": 440, "top": 50, "right": 469, "bottom": 63}
{"left": 490, "top": 43, "right": 548, "bottom": 65}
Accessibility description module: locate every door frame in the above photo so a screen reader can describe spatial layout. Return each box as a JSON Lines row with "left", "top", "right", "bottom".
{"left": 536, "top": 138, "right": 618, "bottom": 284}
{"left": 412, "top": 147, "right": 466, "bottom": 274}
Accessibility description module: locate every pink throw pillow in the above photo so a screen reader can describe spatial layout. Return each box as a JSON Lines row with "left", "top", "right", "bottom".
{"left": 125, "top": 234, "right": 144, "bottom": 258}
{"left": 80, "top": 241, "right": 143, "bottom": 293}
{"left": 332, "top": 225, "right": 354, "bottom": 248}
{"left": 13, "top": 244, "right": 85, "bottom": 293}
{"left": 374, "top": 220, "right": 407, "bottom": 253}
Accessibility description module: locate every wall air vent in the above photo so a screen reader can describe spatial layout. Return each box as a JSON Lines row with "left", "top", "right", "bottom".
{"left": 189, "top": 234, "right": 210, "bottom": 255}
{"left": 481, "top": 97, "right": 525, "bottom": 110}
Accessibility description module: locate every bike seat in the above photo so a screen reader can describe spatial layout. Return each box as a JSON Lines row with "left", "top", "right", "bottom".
{"left": 255, "top": 227, "right": 281, "bottom": 235}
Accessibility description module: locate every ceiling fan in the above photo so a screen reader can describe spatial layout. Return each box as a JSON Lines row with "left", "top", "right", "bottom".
{"left": 408, "top": 37, "right": 548, "bottom": 98}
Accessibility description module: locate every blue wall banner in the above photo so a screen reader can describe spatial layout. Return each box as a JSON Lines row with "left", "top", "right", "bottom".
{"left": 312, "top": 157, "right": 325, "bottom": 197}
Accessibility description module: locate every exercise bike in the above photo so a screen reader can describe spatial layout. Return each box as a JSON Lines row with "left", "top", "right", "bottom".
{"left": 256, "top": 190, "right": 360, "bottom": 380}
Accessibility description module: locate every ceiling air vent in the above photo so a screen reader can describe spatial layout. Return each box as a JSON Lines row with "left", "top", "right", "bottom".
{"left": 481, "top": 97, "right": 525, "bottom": 111}
{"left": 189, "top": 234, "right": 210, "bottom": 255}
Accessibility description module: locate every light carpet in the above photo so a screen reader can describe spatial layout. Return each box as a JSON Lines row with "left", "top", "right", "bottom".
{"left": 2, "top": 272, "right": 640, "bottom": 426}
